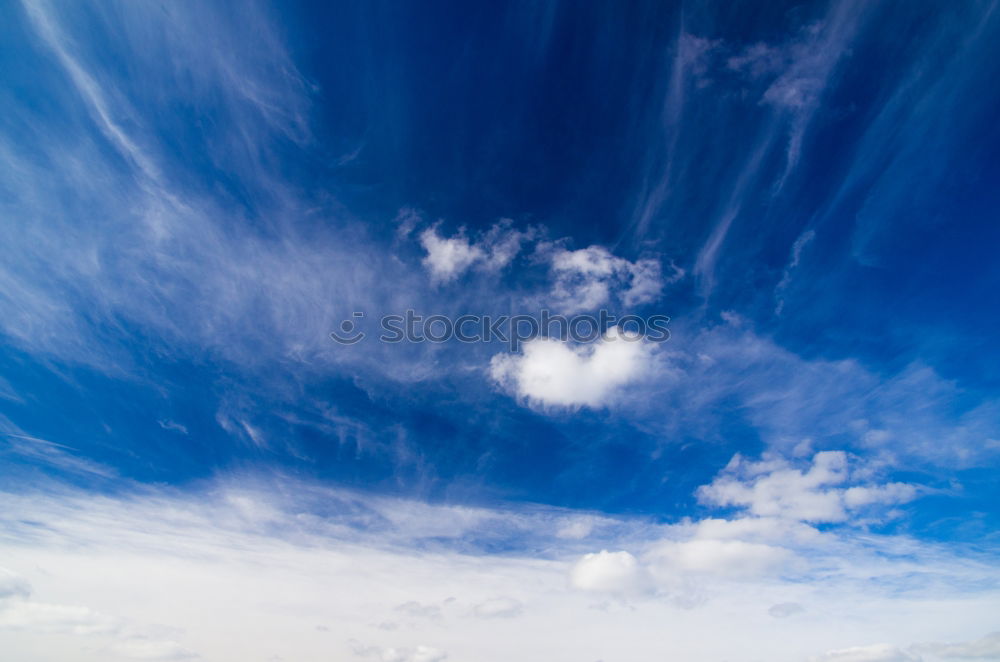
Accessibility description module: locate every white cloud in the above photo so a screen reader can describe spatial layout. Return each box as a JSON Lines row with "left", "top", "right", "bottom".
{"left": 405, "top": 208, "right": 667, "bottom": 311}
{"left": 568, "top": 550, "right": 647, "bottom": 595}
{"left": 1, "top": 476, "right": 1000, "bottom": 662}
{"left": 646, "top": 538, "right": 794, "bottom": 580}
{"left": 413, "top": 220, "right": 665, "bottom": 313}
{"left": 622, "top": 257, "right": 668, "bottom": 307}
{"left": 418, "top": 220, "right": 529, "bottom": 283}
{"left": 546, "top": 245, "right": 663, "bottom": 313}
{"left": 686, "top": 516, "right": 822, "bottom": 546}
{"left": 490, "top": 330, "right": 653, "bottom": 408}
{"left": 419, "top": 227, "right": 487, "bottom": 284}
{"left": 697, "top": 451, "right": 919, "bottom": 523}
{"left": 842, "top": 483, "right": 919, "bottom": 509}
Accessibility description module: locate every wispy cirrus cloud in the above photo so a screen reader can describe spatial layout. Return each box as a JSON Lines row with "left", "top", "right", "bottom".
{"left": 2, "top": 6, "right": 999, "bottom": 661}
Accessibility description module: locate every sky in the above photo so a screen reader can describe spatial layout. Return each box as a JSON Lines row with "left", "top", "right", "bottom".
{"left": 1, "top": 0, "right": 1000, "bottom": 660}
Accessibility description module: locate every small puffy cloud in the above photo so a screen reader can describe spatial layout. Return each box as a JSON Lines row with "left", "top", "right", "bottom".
{"left": 419, "top": 220, "right": 529, "bottom": 283}
{"left": 698, "top": 451, "right": 849, "bottom": 522}
{"left": 547, "top": 246, "right": 664, "bottom": 313}
{"left": 472, "top": 597, "right": 523, "bottom": 619}
{"left": 809, "top": 644, "right": 920, "bottom": 662}
{"left": 569, "top": 550, "right": 648, "bottom": 595}
{"left": 697, "top": 451, "right": 919, "bottom": 524}
{"left": 411, "top": 217, "right": 667, "bottom": 310}
{"left": 419, "top": 227, "right": 486, "bottom": 284}
{"left": 490, "top": 331, "right": 653, "bottom": 408}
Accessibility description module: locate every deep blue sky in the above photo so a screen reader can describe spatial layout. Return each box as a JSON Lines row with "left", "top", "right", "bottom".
{"left": 2, "top": 0, "right": 1000, "bottom": 537}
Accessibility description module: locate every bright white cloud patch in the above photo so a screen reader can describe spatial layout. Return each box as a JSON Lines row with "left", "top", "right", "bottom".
{"left": 413, "top": 218, "right": 668, "bottom": 313}
{"left": 419, "top": 227, "right": 487, "bottom": 284}
{"left": 547, "top": 245, "right": 664, "bottom": 313}
{"left": 646, "top": 538, "right": 794, "bottom": 580}
{"left": 697, "top": 451, "right": 918, "bottom": 523}
{"left": 418, "top": 220, "right": 529, "bottom": 283}
{"left": 569, "top": 550, "right": 647, "bottom": 595}
{"left": 490, "top": 330, "right": 653, "bottom": 408}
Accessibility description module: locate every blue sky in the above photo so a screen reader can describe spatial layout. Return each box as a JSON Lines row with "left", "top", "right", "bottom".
{"left": 1, "top": 1, "right": 1000, "bottom": 661}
